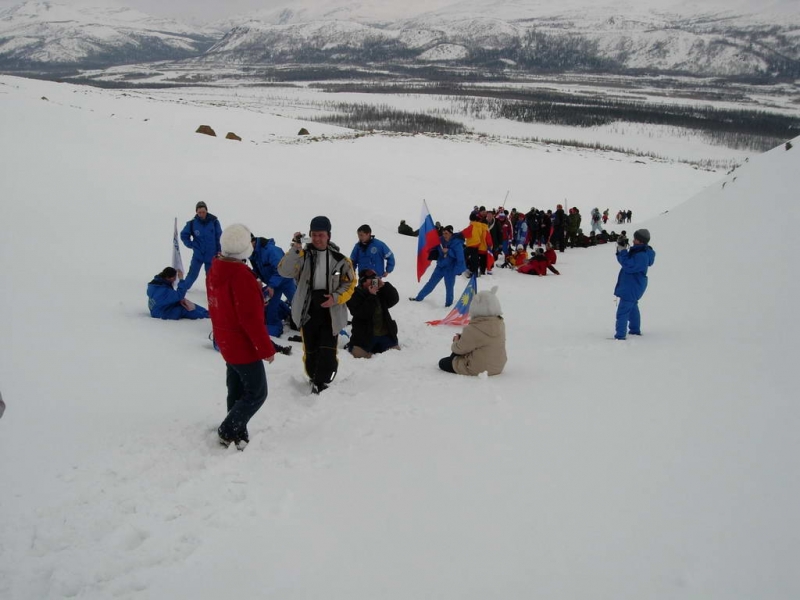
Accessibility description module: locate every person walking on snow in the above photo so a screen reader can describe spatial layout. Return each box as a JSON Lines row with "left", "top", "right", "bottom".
{"left": 207, "top": 224, "right": 276, "bottom": 450}
{"left": 350, "top": 224, "right": 395, "bottom": 277}
{"left": 614, "top": 228, "right": 656, "bottom": 340}
{"left": 180, "top": 201, "right": 222, "bottom": 291}
{"left": 279, "top": 216, "right": 357, "bottom": 394}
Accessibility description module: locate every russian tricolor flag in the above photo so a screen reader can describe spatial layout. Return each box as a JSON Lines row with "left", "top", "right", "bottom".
{"left": 417, "top": 200, "right": 440, "bottom": 281}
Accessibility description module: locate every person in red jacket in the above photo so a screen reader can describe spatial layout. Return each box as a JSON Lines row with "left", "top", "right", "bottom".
{"left": 518, "top": 247, "right": 561, "bottom": 276}
{"left": 207, "top": 223, "right": 276, "bottom": 450}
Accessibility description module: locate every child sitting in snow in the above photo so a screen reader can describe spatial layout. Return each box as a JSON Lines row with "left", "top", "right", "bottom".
{"left": 500, "top": 244, "right": 528, "bottom": 269}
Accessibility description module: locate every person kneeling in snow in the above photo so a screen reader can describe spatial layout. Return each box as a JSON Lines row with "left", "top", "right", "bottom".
{"left": 346, "top": 269, "right": 400, "bottom": 358}
{"left": 438, "top": 286, "right": 507, "bottom": 376}
{"left": 147, "top": 267, "right": 209, "bottom": 320}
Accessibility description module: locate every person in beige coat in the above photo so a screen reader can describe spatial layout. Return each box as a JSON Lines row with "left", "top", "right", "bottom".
{"left": 438, "top": 286, "right": 507, "bottom": 376}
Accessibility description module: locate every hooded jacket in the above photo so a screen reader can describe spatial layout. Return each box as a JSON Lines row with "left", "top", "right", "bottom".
{"left": 250, "top": 237, "right": 292, "bottom": 289}
{"left": 614, "top": 243, "right": 656, "bottom": 301}
{"left": 278, "top": 242, "right": 357, "bottom": 334}
{"left": 432, "top": 234, "right": 466, "bottom": 276}
{"left": 181, "top": 214, "right": 222, "bottom": 260}
{"left": 147, "top": 276, "right": 188, "bottom": 319}
{"left": 207, "top": 258, "right": 275, "bottom": 364}
{"left": 451, "top": 316, "right": 507, "bottom": 376}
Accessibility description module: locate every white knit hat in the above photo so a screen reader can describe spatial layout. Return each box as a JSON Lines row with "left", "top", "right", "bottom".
{"left": 220, "top": 224, "right": 252, "bottom": 261}
{"left": 470, "top": 286, "right": 502, "bottom": 318}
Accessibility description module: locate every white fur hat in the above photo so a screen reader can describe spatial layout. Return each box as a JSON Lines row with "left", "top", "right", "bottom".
{"left": 220, "top": 223, "right": 252, "bottom": 261}
{"left": 470, "top": 286, "right": 502, "bottom": 318}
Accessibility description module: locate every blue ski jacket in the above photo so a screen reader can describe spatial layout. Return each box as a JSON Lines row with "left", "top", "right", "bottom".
{"left": 181, "top": 214, "right": 222, "bottom": 261}
{"left": 250, "top": 237, "right": 292, "bottom": 289}
{"left": 614, "top": 244, "right": 656, "bottom": 301}
{"left": 433, "top": 234, "right": 466, "bottom": 276}
{"left": 147, "top": 276, "right": 188, "bottom": 319}
{"left": 350, "top": 236, "right": 395, "bottom": 276}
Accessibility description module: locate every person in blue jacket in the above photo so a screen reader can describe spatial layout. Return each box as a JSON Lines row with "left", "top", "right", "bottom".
{"left": 614, "top": 228, "right": 656, "bottom": 340}
{"left": 350, "top": 224, "right": 395, "bottom": 277}
{"left": 180, "top": 201, "right": 222, "bottom": 291}
{"left": 250, "top": 234, "right": 297, "bottom": 337}
{"left": 147, "top": 267, "right": 209, "bottom": 320}
{"left": 409, "top": 225, "right": 466, "bottom": 307}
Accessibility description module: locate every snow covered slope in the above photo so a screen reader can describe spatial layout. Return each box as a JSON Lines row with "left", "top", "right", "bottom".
{"left": 0, "top": 75, "right": 798, "bottom": 599}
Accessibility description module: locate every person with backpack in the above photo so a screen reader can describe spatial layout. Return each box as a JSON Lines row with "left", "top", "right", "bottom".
{"left": 613, "top": 229, "right": 656, "bottom": 340}
{"left": 180, "top": 201, "right": 222, "bottom": 291}
{"left": 410, "top": 225, "right": 466, "bottom": 306}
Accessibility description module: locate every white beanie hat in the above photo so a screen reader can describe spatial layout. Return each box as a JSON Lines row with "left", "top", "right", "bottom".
{"left": 469, "top": 286, "right": 502, "bottom": 318}
{"left": 220, "top": 223, "right": 252, "bottom": 261}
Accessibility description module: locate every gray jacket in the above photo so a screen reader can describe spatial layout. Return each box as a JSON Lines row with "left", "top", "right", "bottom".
{"left": 278, "top": 242, "right": 357, "bottom": 334}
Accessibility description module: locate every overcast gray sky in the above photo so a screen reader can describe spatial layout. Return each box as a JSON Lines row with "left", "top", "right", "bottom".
{"left": 0, "top": 0, "right": 782, "bottom": 24}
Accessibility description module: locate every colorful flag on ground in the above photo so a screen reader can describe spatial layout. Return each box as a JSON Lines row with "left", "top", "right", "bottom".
{"left": 426, "top": 275, "right": 477, "bottom": 326}
{"left": 417, "top": 199, "right": 440, "bottom": 281}
{"left": 172, "top": 217, "right": 185, "bottom": 287}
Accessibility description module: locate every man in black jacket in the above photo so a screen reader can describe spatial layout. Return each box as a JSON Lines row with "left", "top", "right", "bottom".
{"left": 346, "top": 269, "right": 400, "bottom": 359}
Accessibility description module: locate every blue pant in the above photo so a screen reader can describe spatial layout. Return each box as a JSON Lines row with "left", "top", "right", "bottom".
{"left": 219, "top": 361, "right": 268, "bottom": 443}
{"left": 416, "top": 268, "right": 456, "bottom": 306}
{"left": 615, "top": 299, "right": 641, "bottom": 339}
{"left": 160, "top": 304, "right": 209, "bottom": 320}
{"left": 184, "top": 254, "right": 213, "bottom": 291}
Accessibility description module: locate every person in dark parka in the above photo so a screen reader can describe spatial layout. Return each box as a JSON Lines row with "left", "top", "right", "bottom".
{"left": 614, "top": 228, "right": 656, "bottom": 340}
{"left": 180, "top": 201, "right": 222, "bottom": 291}
{"left": 147, "top": 267, "right": 209, "bottom": 320}
{"left": 346, "top": 269, "right": 400, "bottom": 358}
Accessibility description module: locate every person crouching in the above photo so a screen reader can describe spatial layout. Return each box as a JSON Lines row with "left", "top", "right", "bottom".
{"left": 346, "top": 269, "right": 400, "bottom": 358}
{"left": 438, "top": 286, "right": 507, "bottom": 376}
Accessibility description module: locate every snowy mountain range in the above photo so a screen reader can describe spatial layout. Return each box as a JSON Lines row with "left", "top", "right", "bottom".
{"left": 1, "top": 0, "right": 799, "bottom": 78}
{"left": 0, "top": 1, "right": 214, "bottom": 69}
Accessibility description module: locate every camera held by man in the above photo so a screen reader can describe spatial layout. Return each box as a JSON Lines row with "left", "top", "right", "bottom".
{"left": 617, "top": 230, "right": 629, "bottom": 250}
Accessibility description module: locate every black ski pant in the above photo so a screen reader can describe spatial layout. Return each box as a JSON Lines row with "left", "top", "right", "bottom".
{"left": 302, "top": 291, "right": 339, "bottom": 387}
{"left": 465, "top": 246, "right": 480, "bottom": 275}
{"left": 220, "top": 360, "right": 267, "bottom": 443}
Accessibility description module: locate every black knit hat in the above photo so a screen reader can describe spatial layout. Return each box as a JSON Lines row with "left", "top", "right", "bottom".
{"left": 357, "top": 224, "right": 372, "bottom": 234}
{"left": 310, "top": 215, "right": 331, "bottom": 233}
{"left": 196, "top": 201, "right": 207, "bottom": 211}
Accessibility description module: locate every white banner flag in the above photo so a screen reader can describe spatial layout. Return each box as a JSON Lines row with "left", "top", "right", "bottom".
{"left": 172, "top": 217, "right": 185, "bottom": 286}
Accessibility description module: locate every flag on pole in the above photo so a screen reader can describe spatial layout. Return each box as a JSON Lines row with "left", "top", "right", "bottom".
{"left": 426, "top": 275, "right": 477, "bottom": 326}
{"left": 172, "top": 217, "right": 185, "bottom": 287}
{"left": 417, "top": 200, "right": 440, "bottom": 281}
